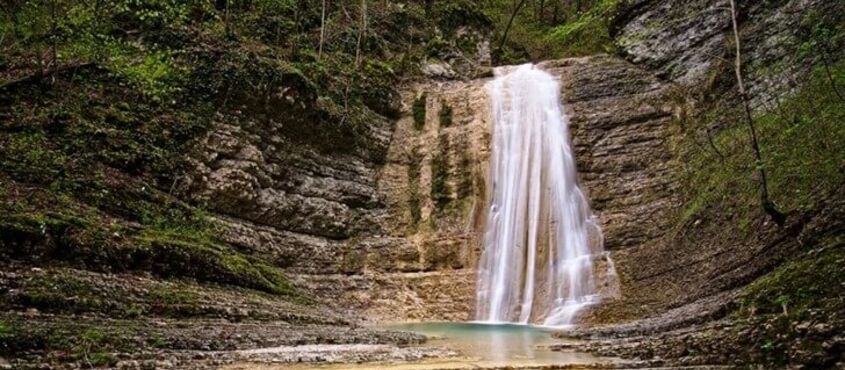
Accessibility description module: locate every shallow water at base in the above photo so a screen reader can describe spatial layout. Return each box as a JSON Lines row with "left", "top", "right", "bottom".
{"left": 225, "top": 323, "right": 614, "bottom": 370}
{"left": 380, "top": 322, "right": 605, "bottom": 367}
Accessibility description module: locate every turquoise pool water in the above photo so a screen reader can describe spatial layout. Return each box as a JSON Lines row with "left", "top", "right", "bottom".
{"left": 379, "top": 322, "right": 605, "bottom": 366}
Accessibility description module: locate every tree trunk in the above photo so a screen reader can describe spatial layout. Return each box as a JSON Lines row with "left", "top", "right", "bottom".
{"left": 354, "top": 0, "right": 367, "bottom": 69}
{"left": 538, "top": 0, "right": 546, "bottom": 25}
{"left": 821, "top": 51, "right": 844, "bottom": 102}
{"left": 318, "top": 0, "right": 326, "bottom": 60}
{"left": 728, "top": 0, "right": 785, "bottom": 226}
{"left": 50, "top": 0, "right": 58, "bottom": 69}
{"left": 496, "top": 0, "right": 529, "bottom": 63}
{"left": 224, "top": 0, "right": 231, "bottom": 38}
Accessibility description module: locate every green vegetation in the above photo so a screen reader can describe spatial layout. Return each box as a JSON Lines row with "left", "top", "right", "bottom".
{"left": 741, "top": 240, "right": 844, "bottom": 317}
{"left": 406, "top": 146, "right": 423, "bottom": 227}
{"left": 483, "top": 0, "right": 620, "bottom": 63}
{"left": 673, "top": 4, "right": 845, "bottom": 230}
{"left": 0, "top": 318, "right": 135, "bottom": 361}
{"left": 0, "top": 182, "right": 299, "bottom": 299}
{"left": 430, "top": 133, "right": 451, "bottom": 210}
{"left": 8, "top": 266, "right": 308, "bottom": 321}
{"left": 0, "top": 1, "right": 493, "bottom": 158}
{"left": 135, "top": 231, "right": 296, "bottom": 296}
{"left": 22, "top": 271, "right": 116, "bottom": 314}
{"left": 456, "top": 144, "right": 474, "bottom": 200}
{"left": 675, "top": 61, "right": 845, "bottom": 228}
{"left": 149, "top": 285, "right": 200, "bottom": 307}
{"left": 76, "top": 330, "right": 121, "bottom": 367}
{"left": 0, "top": 320, "right": 10, "bottom": 351}
{"left": 545, "top": 0, "right": 620, "bottom": 56}
{"left": 413, "top": 93, "right": 428, "bottom": 130}
{"left": 733, "top": 239, "right": 845, "bottom": 366}
{"left": 438, "top": 103, "right": 453, "bottom": 128}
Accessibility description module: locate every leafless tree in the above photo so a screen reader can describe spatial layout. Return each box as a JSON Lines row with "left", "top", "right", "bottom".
{"left": 318, "top": 0, "right": 326, "bottom": 60}
{"left": 728, "top": 0, "right": 785, "bottom": 226}
{"left": 354, "top": 0, "right": 367, "bottom": 69}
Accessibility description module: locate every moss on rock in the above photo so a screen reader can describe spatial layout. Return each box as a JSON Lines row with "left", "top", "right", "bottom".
{"left": 438, "top": 103, "right": 453, "bottom": 128}
{"left": 413, "top": 93, "right": 428, "bottom": 130}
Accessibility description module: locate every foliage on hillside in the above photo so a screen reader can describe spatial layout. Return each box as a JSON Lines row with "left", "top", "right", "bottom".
{"left": 0, "top": 1, "right": 492, "bottom": 148}
{"left": 0, "top": 0, "right": 495, "bottom": 288}
{"left": 482, "top": 0, "right": 620, "bottom": 63}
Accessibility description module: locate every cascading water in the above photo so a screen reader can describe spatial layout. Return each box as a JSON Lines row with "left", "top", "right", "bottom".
{"left": 476, "top": 64, "right": 605, "bottom": 327}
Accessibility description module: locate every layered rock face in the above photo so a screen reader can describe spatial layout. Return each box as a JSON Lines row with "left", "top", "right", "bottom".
{"left": 614, "top": 0, "right": 830, "bottom": 106}
{"left": 546, "top": 57, "right": 676, "bottom": 252}
{"left": 582, "top": 0, "right": 842, "bottom": 324}
{"left": 185, "top": 0, "right": 838, "bottom": 326}
{"left": 185, "top": 77, "right": 491, "bottom": 321}
{"left": 183, "top": 54, "right": 680, "bottom": 322}
{"left": 284, "top": 77, "right": 495, "bottom": 321}
{"left": 186, "top": 111, "right": 392, "bottom": 274}
{"left": 182, "top": 51, "right": 679, "bottom": 322}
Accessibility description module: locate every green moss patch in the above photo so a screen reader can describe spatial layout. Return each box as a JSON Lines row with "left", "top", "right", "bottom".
{"left": 430, "top": 133, "right": 452, "bottom": 210}
{"left": 0, "top": 318, "right": 135, "bottom": 361}
{"left": 135, "top": 231, "right": 297, "bottom": 296}
{"left": 740, "top": 240, "right": 845, "bottom": 317}
{"left": 457, "top": 155, "right": 474, "bottom": 200}
{"left": 406, "top": 146, "right": 423, "bottom": 228}
{"left": 0, "top": 198, "right": 300, "bottom": 300}
{"left": 438, "top": 103, "right": 453, "bottom": 128}
{"left": 9, "top": 265, "right": 314, "bottom": 322}
{"left": 413, "top": 93, "right": 428, "bottom": 130}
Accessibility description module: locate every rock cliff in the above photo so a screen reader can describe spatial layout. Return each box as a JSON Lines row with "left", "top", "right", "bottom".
{"left": 177, "top": 0, "right": 844, "bottom": 366}
{"left": 184, "top": 51, "right": 683, "bottom": 323}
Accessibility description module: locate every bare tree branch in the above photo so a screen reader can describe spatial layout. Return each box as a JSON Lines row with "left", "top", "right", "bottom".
{"left": 728, "top": 0, "right": 785, "bottom": 226}
{"left": 354, "top": 0, "right": 367, "bottom": 69}
{"left": 318, "top": 0, "right": 326, "bottom": 60}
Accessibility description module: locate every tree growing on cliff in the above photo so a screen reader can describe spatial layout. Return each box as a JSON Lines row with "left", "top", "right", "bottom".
{"left": 727, "top": 0, "right": 785, "bottom": 226}
{"left": 494, "top": 0, "right": 529, "bottom": 64}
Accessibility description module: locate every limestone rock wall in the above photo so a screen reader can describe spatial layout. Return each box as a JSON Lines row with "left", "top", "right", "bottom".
{"left": 184, "top": 76, "right": 493, "bottom": 321}
{"left": 614, "top": 0, "right": 830, "bottom": 106}
{"left": 582, "top": 0, "right": 841, "bottom": 323}
{"left": 182, "top": 54, "right": 681, "bottom": 322}
{"left": 544, "top": 57, "right": 677, "bottom": 251}
{"left": 304, "top": 56, "right": 680, "bottom": 322}
{"left": 182, "top": 0, "right": 834, "bottom": 324}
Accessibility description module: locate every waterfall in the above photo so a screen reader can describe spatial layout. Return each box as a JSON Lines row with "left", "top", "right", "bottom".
{"left": 475, "top": 64, "right": 605, "bottom": 326}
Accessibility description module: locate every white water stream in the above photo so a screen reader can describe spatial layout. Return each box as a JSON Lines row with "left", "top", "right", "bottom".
{"left": 476, "top": 64, "right": 606, "bottom": 326}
